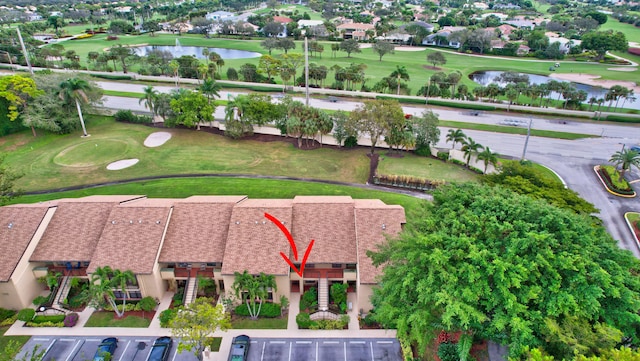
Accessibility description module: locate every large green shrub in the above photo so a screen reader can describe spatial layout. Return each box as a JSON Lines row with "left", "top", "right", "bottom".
{"left": 139, "top": 297, "right": 157, "bottom": 312}
{"left": 296, "top": 312, "right": 314, "bottom": 329}
{"left": 330, "top": 283, "right": 348, "bottom": 313}
{"left": 234, "top": 302, "right": 281, "bottom": 318}
{"left": 159, "top": 308, "right": 176, "bottom": 328}
{"left": 32, "top": 315, "right": 66, "bottom": 324}
{"left": 437, "top": 342, "right": 460, "bottom": 361}
{"left": 300, "top": 287, "right": 318, "bottom": 311}
{"left": 17, "top": 308, "right": 35, "bottom": 322}
{"left": 0, "top": 308, "right": 16, "bottom": 322}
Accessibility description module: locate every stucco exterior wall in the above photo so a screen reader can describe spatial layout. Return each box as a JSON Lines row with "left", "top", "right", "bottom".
{"left": 357, "top": 284, "right": 375, "bottom": 313}
{"left": 138, "top": 268, "right": 165, "bottom": 300}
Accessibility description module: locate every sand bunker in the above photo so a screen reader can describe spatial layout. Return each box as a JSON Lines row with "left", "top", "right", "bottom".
{"left": 607, "top": 67, "right": 637, "bottom": 72}
{"left": 107, "top": 159, "right": 139, "bottom": 170}
{"left": 144, "top": 132, "right": 172, "bottom": 147}
{"left": 549, "top": 73, "right": 640, "bottom": 92}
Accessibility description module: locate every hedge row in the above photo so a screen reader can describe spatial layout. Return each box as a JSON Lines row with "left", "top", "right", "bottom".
{"left": 90, "top": 74, "right": 132, "bottom": 81}
{"left": 374, "top": 95, "right": 497, "bottom": 111}
{"left": 296, "top": 312, "right": 349, "bottom": 329}
{"left": 605, "top": 115, "right": 640, "bottom": 123}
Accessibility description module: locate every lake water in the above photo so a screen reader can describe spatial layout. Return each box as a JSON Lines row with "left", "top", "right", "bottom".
{"left": 469, "top": 70, "right": 638, "bottom": 110}
{"left": 134, "top": 45, "right": 261, "bottom": 60}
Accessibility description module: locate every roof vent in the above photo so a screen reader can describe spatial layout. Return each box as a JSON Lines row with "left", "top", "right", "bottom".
{"left": 236, "top": 221, "right": 240, "bottom": 225}
{"left": 255, "top": 221, "right": 259, "bottom": 224}
{"left": 138, "top": 220, "right": 143, "bottom": 224}
{"left": 382, "top": 224, "right": 386, "bottom": 230}
{"left": 112, "top": 220, "right": 116, "bottom": 225}
{"left": 8, "top": 222, "right": 13, "bottom": 229}
{"left": 156, "top": 220, "right": 161, "bottom": 224}
{"left": 130, "top": 220, "right": 134, "bottom": 224}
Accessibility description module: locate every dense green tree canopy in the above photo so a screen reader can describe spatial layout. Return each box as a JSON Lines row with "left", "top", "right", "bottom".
{"left": 581, "top": 30, "right": 628, "bottom": 60}
{"left": 369, "top": 183, "right": 640, "bottom": 358}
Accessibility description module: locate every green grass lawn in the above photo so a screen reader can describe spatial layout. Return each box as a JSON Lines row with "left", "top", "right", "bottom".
{"left": 377, "top": 152, "right": 480, "bottom": 183}
{"left": 600, "top": 19, "right": 640, "bottom": 47}
{"left": 55, "top": 33, "right": 638, "bottom": 95}
{"left": 439, "top": 120, "right": 595, "bottom": 140}
{"left": 84, "top": 312, "right": 151, "bottom": 327}
{"left": 500, "top": 159, "right": 564, "bottom": 185}
{"left": 205, "top": 337, "right": 222, "bottom": 352}
{"left": 0, "top": 326, "right": 31, "bottom": 359}
{"left": 231, "top": 317, "right": 288, "bottom": 329}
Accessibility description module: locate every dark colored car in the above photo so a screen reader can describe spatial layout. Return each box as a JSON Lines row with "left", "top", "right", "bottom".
{"left": 228, "top": 335, "right": 250, "bottom": 361}
{"left": 93, "top": 338, "right": 118, "bottom": 361}
{"left": 147, "top": 337, "right": 172, "bottom": 361}
{"left": 631, "top": 145, "right": 640, "bottom": 153}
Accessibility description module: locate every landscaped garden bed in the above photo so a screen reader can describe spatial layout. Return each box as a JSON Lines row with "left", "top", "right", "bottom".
{"left": 84, "top": 311, "right": 153, "bottom": 327}
{"left": 624, "top": 212, "right": 640, "bottom": 246}
{"left": 594, "top": 165, "right": 636, "bottom": 197}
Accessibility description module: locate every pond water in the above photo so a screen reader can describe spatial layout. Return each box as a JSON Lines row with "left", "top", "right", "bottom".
{"left": 469, "top": 70, "right": 639, "bottom": 110}
{"left": 134, "top": 45, "right": 261, "bottom": 60}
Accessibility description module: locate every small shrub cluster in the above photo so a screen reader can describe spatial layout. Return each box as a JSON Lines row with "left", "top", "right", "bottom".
{"left": 362, "top": 313, "right": 378, "bottom": 327}
{"left": 373, "top": 174, "right": 445, "bottom": 190}
{"left": 297, "top": 312, "right": 349, "bottom": 329}
{"left": 234, "top": 302, "right": 281, "bottom": 318}
{"left": 103, "top": 300, "right": 152, "bottom": 312}
{"left": 437, "top": 342, "right": 460, "bottom": 361}
{"left": 106, "top": 35, "right": 119, "bottom": 41}
{"left": 598, "top": 165, "right": 634, "bottom": 195}
{"left": 63, "top": 313, "right": 79, "bottom": 327}
{"left": 26, "top": 321, "right": 64, "bottom": 327}
{"left": 33, "top": 295, "right": 50, "bottom": 306}
{"left": 0, "top": 308, "right": 16, "bottom": 325}
{"left": 17, "top": 308, "right": 35, "bottom": 322}
{"left": 159, "top": 309, "right": 176, "bottom": 328}
{"left": 300, "top": 288, "right": 318, "bottom": 311}
{"left": 0, "top": 315, "right": 17, "bottom": 326}
{"left": 173, "top": 291, "right": 184, "bottom": 307}
{"left": 138, "top": 296, "right": 157, "bottom": 312}
{"left": 343, "top": 135, "right": 358, "bottom": 148}
{"left": 437, "top": 151, "right": 449, "bottom": 161}
{"left": 114, "top": 110, "right": 152, "bottom": 124}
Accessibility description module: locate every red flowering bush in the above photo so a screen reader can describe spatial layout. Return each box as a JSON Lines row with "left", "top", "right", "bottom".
{"left": 63, "top": 313, "right": 79, "bottom": 327}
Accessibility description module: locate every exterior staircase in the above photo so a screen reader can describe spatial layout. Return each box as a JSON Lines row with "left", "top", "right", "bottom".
{"left": 184, "top": 277, "right": 198, "bottom": 305}
{"left": 318, "top": 278, "right": 328, "bottom": 311}
{"left": 53, "top": 276, "right": 72, "bottom": 309}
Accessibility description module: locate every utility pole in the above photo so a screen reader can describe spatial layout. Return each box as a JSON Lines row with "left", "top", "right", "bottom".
{"left": 16, "top": 27, "right": 34, "bottom": 75}
{"left": 521, "top": 117, "right": 532, "bottom": 161}
{"left": 304, "top": 36, "right": 309, "bottom": 107}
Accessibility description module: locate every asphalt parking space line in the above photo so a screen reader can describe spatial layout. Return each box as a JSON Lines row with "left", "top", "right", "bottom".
{"left": 135, "top": 339, "right": 152, "bottom": 342}
{"left": 322, "top": 341, "right": 339, "bottom": 344}
{"left": 65, "top": 340, "right": 83, "bottom": 361}
{"left": 369, "top": 342, "right": 374, "bottom": 361}
{"left": 60, "top": 338, "right": 76, "bottom": 342}
{"left": 33, "top": 338, "right": 50, "bottom": 341}
{"left": 43, "top": 339, "right": 57, "bottom": 360}
{"left": 295, "top": 341, "right": 312, "bottom": 344}
{"left": 376, "top": 341, "right": 393, "bottom": 344}
{"left": 270, "top": 341, "right": 286, "bottom": 344}
{"left": 170, "top": 341, "right": 179, "bottom": 361}
{"left": 349, "top": 341, "right": 366, "bottom": 344}
{"left": 315, "top": 342, "right": 318, "bottom": 361}
{"left": 86, "top": 339, "right": 101, "bottom": 342}
{"left": 343, "top": 342, "right": 347, "bottom": 361}
{"left": 288, "top": 342, "right": 292, "bottom": 361}
{"left": 260, "top": 341, "right": 266, "bottom": 361}
{"left": 117, "top": 340, "right": 131, "bottom": 361}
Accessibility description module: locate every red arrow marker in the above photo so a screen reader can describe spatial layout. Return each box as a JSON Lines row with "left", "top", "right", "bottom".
{"left": 265, "top": 212, "right": 314, "bottom": 277}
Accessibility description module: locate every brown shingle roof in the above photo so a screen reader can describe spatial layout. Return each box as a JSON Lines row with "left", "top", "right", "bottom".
{"left": 273, "top": 16, "right": 293, "bottom": 23}
{"left": 337, "top": 22, "right": 375, "bottom": 30}
{"left": 88, "top": 204, "right": 171, "bottom": 274}
{"left": 30, "top": 202, "right": 116, "bottom": 262}
{"left": 291, "top": 197, "right": 357, "bottom": 264}
{"left": 221, "top": 199, "right": 293, "bottom": 275}
{"left": 0, "top": 206, "right": 49, "bottom": 281}
{"left": 159, "top": 196, "right": 246, "bottom": 263}
{"left": 354, "top": 202, "right": 405, "bottom": 284}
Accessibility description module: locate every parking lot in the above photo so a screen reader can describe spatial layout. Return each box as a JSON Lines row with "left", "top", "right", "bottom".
{"left": 18, "top": 336, "right": 198, "bottom": 361}
{"left": 247, "top": 338, "right": 401, "bottom": 361}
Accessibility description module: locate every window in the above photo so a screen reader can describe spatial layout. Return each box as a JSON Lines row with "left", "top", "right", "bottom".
{"left": 332, "top": 264, "right": 342, "bottom": 269}
{"left": 129, "top": 291, "right": 142, "bottom": 299}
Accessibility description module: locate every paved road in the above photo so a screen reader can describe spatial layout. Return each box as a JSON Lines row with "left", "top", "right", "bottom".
{"left": 99, "top": 81, "right": 640, "bottom": 257}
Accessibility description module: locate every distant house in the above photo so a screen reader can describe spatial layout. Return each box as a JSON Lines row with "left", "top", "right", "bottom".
{"left": 272, "top": 16, "right": 293, "bottom": 37}
{"left": 25, "top": 11, "right": 42, "bottom": 21}
{"left": 401, "top": 21, "right": 435, "bottom": 33}
{"left": 517, "top": 44, "right": 530, "bottom": 55}
{"left": 548, "top": 37, "right": 581, "bottom": 54}
{"left": 377, "top": 30, "right": 411, "bottom": 44}
{"left": 206, "top": 11, "right": 234, "bottom": 21}
{"left": 423, "top": 26, "right": 466, "bottom": 48}
{"left": 49, "top": 11, "right": 62, "bottom": 17}
{"left": 494, "top": 3, "right": 521, "bottom": 9}
{"left": 472, "top": 2, "right": 489, "bottom": 10}
{"left": 337, "top": 22, "right": 376, "bottom": 40}
{"left": 497, "top": 24, "right": 516, "bottom": 39}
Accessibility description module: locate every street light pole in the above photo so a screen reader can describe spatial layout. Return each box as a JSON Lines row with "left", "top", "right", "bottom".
{"left": 0, "top": 50, "right": 14, "bottom": 72}
{"left": 16, "top": 27, "right": 34, "bottom": 75}
{"left": 521, "top": 117, "right": 533, "bottom": 161}
{"left": 304, "top": 36, "right": 309, "bottom": 107}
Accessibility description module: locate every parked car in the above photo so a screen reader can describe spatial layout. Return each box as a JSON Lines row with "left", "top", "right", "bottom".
{"left": 93, "top": 338, "right": 118, "bottom": 361}
{"left": 630, "top": 145, "right": 640, "bottom": 152}
{"left": 228, "top": 335, "right": 250, "bottom": 361}
{"left": 147, "top": 337, "right": 172, "bottom": 361}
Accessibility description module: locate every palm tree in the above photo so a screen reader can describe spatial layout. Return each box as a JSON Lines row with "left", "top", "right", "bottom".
{"left": 169, "top": 60, "right": 180, "bottom": 88}
{"left": 461, "top": 137, "right": 484, "bottom": 167}
{"left": 446, "top": 128, "right": 466, "bottom": 149}
{"left": 232, "top": 270, "right": 277, "bottom": 319}
{"left": 59, "top": 77, "right": 94, "bottom": 137}
{"left": 477, "top": 147, "right": 499, "bottom": 173}
{"left": 390, "top": 65, "right": 410, "bottom": 95}
{"left": 609, "top": 149, "right": 640, "bottom": 182}
{"left": 139, "top": 86, "right": 158, "bottom": 115}
{"left": 111, "top": 269, "right": 136, "bottom": 318}
{"left": 81, "top": 266, "right": 122, "bottom": 316}
{"left": 199, "top": 78, "right": 221, "bottom": 105}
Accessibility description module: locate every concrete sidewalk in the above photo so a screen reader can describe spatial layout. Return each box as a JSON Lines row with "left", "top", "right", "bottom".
{"left": 7, "top": 292, "right": 396, "bottom": 361}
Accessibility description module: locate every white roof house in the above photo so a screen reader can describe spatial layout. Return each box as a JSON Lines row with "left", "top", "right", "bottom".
{"left": 206, "top": 11, "right": 234, "bottom": 21}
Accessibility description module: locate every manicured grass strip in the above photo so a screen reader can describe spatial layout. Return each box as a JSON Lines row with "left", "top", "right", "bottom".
{"left": 0, "top": 326, "right": 31, "bottom": 359}
{"left": 11, "top": 177, "right": 424, "bottom": 215}
{"left": 376, "top": 153, "right": 480, "bottom": 183}
{"left": 205, "top": 337, "right": 222, "bottom": 352}
{"left": 500, "top": 159, "right": 564, "bottom": 185}
{"left": 605, "top": 115, "right": 640, "bottom": 123}
{"left": 439, "top": 120, "right": 595, "bottom": 140}
{"left": 231, "top": 317, "right": 288, "bottom": 329}
{"left": 103, "top": 90, "right": 145, "bottom": 98}
{"left": 84, "top": 312, "right": 151, "bottom": 327}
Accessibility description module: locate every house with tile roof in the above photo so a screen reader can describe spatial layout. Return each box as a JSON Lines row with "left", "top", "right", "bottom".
{"left": 336, "top": 22, "right": 376, "bottom": 40}
{"left": 0, "top": 195, "right": 405, "bottom": 314}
